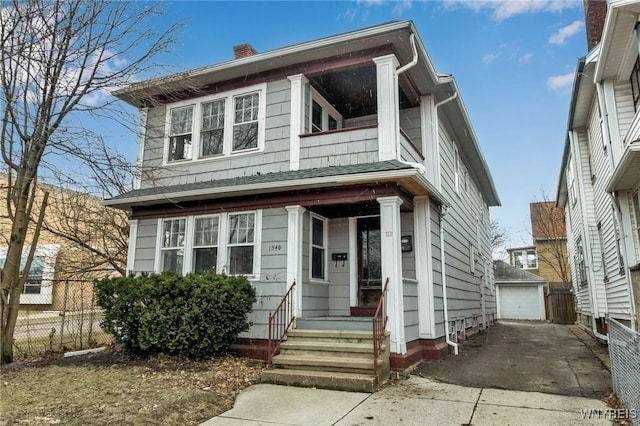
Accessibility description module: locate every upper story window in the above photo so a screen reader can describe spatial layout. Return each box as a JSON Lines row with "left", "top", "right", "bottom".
{"left": 631, "top": 56, "right": 640, "bottom": 112}
{"left": 169, "top": 107, "right": 193, "bottom": 161}
{"left": 512, "top": 249, "right": 537, "bottom": 269}
{"left": 453, "top": 145, "right": 460, "bottom": 194}
{"left": 309, "top": 89, "right": 341, "bottom": 133}
{"left": 165, "top": 84, "right": 266, "bottom": 164}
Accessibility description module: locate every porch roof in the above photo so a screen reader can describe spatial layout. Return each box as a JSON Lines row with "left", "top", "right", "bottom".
{"left": 103, "top": 160, "right": 449, "bottom": 211}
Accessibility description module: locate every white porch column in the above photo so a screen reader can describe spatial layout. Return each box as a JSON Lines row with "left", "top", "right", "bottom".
{"left": 414, "top": 196, "right": 435, "bottom": 338}
{"left": 126, "top": 219, "right": 139, "bottom": 274}
{"left": 287, "top": 74, "right": 308, "bottom": 171}
{"left": 377, "top": 195, "right": 406, "bottom": 354}
{"left": 373, "top": 55, "right": 400, "bottom": 161}
{"left": 420, "top": 95, "right": 440, "bottom": 189}
{"left": 286, "top": 205, "right": 306, "bottom": 317}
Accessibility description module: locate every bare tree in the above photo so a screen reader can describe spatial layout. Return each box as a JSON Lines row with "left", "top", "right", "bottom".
{"left": 0, "top": 0, "right": 179, "bottom": 364}
{"left": 490, "top": 219, "right": 508, "bottom": 259}
{"left": 530, "top": 194, "right": 570, "bottom": 284}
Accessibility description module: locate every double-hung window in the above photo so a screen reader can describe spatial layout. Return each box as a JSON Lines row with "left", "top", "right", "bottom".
{"left": 193, "top": 216, "right": 219, "bottom": 273}
{"left": 201, "top": 100, "right": 225, "bottom": 157}
{"left": 161, "top": 218, "right": 186, "bottom": 273}
{"left": 169, "top": 106, "right": 193, "bottom": 161}
{"left": 228, "top": 212, "right": 255, "bottom": 275}
{"left": 165, "top": 84, "right": 265, "bottom": 163}
{"left": 233, "top": 93, "right": 260, "bottom": 151}
{"left": 158, "top": 212, "right": 259, "bottom": 277}
{"left": 310, "top": 215, "right": 327, "bottom": 280}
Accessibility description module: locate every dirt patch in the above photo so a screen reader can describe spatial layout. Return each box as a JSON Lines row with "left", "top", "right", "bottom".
{"left": 0, "top": 347, "right": 263, "bottom": 425}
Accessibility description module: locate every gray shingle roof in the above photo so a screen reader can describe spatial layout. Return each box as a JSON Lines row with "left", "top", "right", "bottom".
{"left": 493, "top": 260, "right": 547, "bottom": 283}
{"left": 106, "top": 160, "right": 413, "bottom": 202}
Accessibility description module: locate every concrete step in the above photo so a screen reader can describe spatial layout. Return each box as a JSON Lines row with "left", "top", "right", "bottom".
{"left": 280, "top": 340, "right": 378, "bottom": 354}
{"left": 286, "top": 329, "right": 374, "bottom": 343}
{"left": 297, "top": 317, "right": 373, "bottom": 331}
{"left": 272, "top": 353, "right": 380, "bottom": 374}
{"left": 261, "top": 368, "right": 377, "bottom": 393}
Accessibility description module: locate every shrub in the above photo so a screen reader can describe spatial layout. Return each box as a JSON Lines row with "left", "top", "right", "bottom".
{"left": 96, "top": 272, "right": 256, "bottom": 359}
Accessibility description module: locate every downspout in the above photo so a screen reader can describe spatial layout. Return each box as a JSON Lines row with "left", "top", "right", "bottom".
{"left": 396, "top": 33, "right": 417, "bottom": 75}
{"left": 439, "top": 205, "right": 459, "bottom": 355}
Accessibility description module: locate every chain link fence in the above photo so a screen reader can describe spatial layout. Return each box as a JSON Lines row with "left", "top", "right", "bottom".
{"left": 12, "top": 279, "right": 113, "bottom": 358}
{"left": 607, "top": 317, "right": 640, "bottom": 425}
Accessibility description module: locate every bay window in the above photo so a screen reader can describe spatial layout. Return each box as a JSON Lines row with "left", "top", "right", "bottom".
{"left": 165, "top": 84, "right": 265, "bottom": 163}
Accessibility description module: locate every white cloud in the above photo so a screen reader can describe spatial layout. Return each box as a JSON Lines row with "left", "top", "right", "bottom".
{"left": 392, "top": 0, "right": 413, "bottom": 16}
{"left": 547, "top": 72, "right": 574, "bottom": 91}
{"left": 443, "top": 0, "right": 580, "bottom": 21}
{"left": 483, "top": 52, "right": 500, "bottom": 64}
{"left": 549, "top": 20, "right": 584, "bottom": 45}
{"left": 519, "top": 53, "right": 533, "bottom": 63}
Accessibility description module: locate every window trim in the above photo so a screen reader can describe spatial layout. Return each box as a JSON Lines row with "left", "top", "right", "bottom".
{"left": 309, "top": 213, "right": 328, "bottom": 282}
{"left": 512, "top": 249, "right": 538, "bottom": 270}
{"left": 164, "top": 83, "right": 266, "bottom": 165}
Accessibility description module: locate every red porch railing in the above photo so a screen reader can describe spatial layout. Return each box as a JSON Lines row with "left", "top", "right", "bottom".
{"left": 372, "top": 277, "right": 389, "bottom": 378}
{"left": 267, "top": 281, "right": 296, "bottom": 366}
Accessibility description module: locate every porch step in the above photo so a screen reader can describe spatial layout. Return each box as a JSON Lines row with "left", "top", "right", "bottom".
{"left": 262, "top": 325, "right": 390, "bottom": 392}
{"left": 296, "top": 317, "right": 373, "bottom": 331}
{"left": 260, "top": 369, "right": 377, "bottom": 393}
{"left": 272, "top": 354, "right": 382, "bottom": 373}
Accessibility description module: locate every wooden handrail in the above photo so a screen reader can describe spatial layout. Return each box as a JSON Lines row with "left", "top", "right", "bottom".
{"left": 372, "top": 277, "right": 389, "bottom": 378}
{"left": 267, "top": 281, "right": 296, "bottom": 367}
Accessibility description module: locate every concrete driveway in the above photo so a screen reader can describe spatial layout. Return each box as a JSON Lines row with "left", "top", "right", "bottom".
{"left": 413, "top": 321, "right": 612, "bottom": 399}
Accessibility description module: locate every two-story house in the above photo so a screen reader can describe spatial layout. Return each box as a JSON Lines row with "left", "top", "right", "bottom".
{"left": 557, "top": 0, "right": 640, "bottom": 336}
{"left": 105, "top": 21, "right": 501, "bottom": 387}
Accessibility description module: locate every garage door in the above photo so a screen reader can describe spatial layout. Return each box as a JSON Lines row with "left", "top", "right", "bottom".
{"left": 499, "top": 285, "right": 543, "bottom": 320}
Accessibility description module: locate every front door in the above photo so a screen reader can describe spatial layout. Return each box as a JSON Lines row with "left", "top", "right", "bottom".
{"left": 357, "top": 216, "right": 382, "bottom": 308}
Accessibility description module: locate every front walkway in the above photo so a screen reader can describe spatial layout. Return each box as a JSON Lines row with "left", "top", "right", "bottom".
{"left": 201, "top": 377, "right": 614, "bottom": 425}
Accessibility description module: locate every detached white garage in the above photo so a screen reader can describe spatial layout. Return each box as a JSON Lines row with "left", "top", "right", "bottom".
{"left": 494, "top": 261, "right": 547, "bottom": 321}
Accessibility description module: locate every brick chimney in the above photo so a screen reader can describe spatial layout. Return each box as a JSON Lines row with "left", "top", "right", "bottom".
{"left": 233, "top": 43, "right": 258, "bottom": 59}
{"left": 583, "top": 0, "right": 608, "bottom": 50}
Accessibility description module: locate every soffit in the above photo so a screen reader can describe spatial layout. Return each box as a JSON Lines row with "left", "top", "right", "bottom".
{"left": 596, "top": 0, "right": 640, "bottom": 81}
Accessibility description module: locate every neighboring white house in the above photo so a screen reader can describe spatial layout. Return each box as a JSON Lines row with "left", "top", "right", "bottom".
{"left": 557, "top": 0, "right": 640, "bottom": 336}
{"left": 105, "top": 21, "right": 501, "bottom": 374}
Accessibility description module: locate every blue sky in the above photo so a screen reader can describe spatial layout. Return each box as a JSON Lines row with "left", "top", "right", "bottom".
{"left": 115, "top": 0, "right": 588, "bottom": 252}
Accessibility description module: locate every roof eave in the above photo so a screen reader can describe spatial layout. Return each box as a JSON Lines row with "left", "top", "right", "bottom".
{"left": 102, "top": 167, "right": 450, "bottom": 211}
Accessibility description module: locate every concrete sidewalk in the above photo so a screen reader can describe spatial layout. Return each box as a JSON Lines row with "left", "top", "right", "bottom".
{"left": 201, "top": 376, "right": 614, "bottom": 426}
